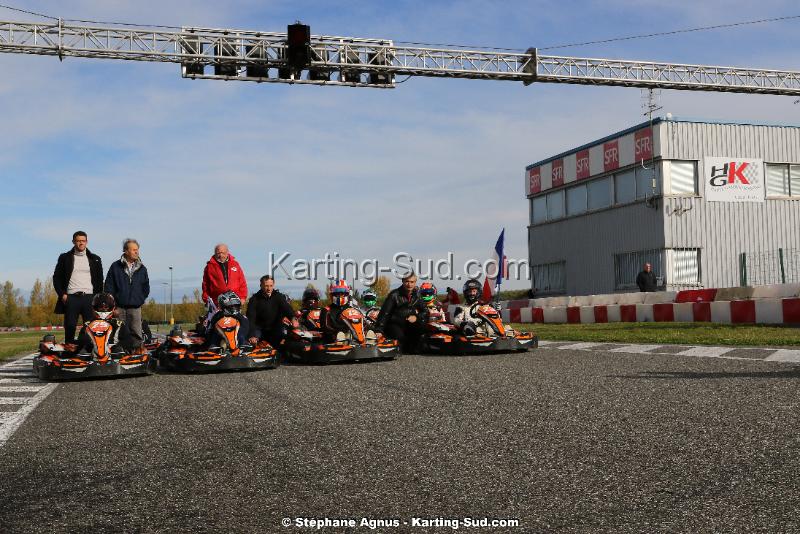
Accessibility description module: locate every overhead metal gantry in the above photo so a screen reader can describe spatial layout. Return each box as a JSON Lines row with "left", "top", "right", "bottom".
{"left": 1, "top": 18, "right": 799, "bottom": 95}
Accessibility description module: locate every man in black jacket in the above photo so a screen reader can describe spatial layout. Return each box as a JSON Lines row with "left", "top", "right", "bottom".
{"left": 636, "top": 263, "right": 658, "bottom": 292}
{"left": 374, "top": 273, "right": 428, "bottom": 352}
{"left": 105, "top": 238, "right": 150, "bottom": 348}
{"left": 247, "top": 275, "right": 297, "bottom": 348}
{"left": 52, "top": 231, "right": 103, "bottom": 343}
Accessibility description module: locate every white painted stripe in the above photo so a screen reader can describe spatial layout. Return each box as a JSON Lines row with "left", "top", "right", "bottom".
{"left": 0, "top": 382, "right": 58, "bottom": 446}
{"left": 537, "top": 340, "right": 558, "bottom": 346}
{"left": 608, "top": 344, "right": 664, "bottom": 354}
{"left": 765, "top": 349, "right": 800, "bottom": 363}
{"left": 675, "top": 346, "right": 735, "bottom": 358}
{"left": 0, "top": 385, "right": 46, "bottom": 393}
{"left": 0, "top": 370, "right": 32, "bottom": 376}
{"left": 0, "top": 397, "right": 34, "bottom": 405}
{"left": 556, "top": 342, "right": 605, "bottom": 350}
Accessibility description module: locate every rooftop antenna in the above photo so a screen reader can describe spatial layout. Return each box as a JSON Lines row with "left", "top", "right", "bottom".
{"left": 641, "top": 88, "right": 662, "bottom": 209}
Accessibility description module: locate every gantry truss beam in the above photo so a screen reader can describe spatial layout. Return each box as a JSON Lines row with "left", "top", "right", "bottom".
{"left": 1, "top": 19, "right": 799, "bottom": 95}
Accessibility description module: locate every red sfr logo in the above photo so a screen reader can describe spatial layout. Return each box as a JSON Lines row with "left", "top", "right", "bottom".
{"left": 603, "top": 140, "right": 619, "bottom": 172}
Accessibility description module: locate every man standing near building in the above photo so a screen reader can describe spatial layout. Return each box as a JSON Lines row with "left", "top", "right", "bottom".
{"left": 104, "top": 238, "right": 150, "bottom": 348}
{"left": 636, "top": 262, "right": 658, "bottom": 292}
{"left": 202, "top": 243, "right": 248, "bottom": 304}
{"left": 247, "top": 275, "right": 296, "bottom": 348}
{"left": 53, "top": 231, "right": 103, "bottom": 343}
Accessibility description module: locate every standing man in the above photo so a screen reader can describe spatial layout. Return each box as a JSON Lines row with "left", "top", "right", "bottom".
{"left": 636, "top": 262, "right": 658, "bottom": 292}
{"left": 247, "top": 275, "right": 296, "bottom": 348}
{"left": 104, "top": 238, "right": 150, "bottom": 348}
{"left": 202, "top": 243, "right": 248, "bottom": 305}
{"left": 52, "top": 231, "right": 103, "bottom": 343}
{"left": 374, "top": 272, "right": 428, "bottom": 352}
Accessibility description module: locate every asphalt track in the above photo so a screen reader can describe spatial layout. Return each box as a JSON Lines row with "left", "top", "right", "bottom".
{"left": 1, "top": 345, "right": 799, "bottom": 533}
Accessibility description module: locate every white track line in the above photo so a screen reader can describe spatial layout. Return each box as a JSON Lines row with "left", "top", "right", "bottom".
{"left": 0, "top": 382, "right": 57, "bottom": 446}
{"left": 675, "top": 346, "right": 736, "bottom": 358}
{"left": 608, "top": 344, "right": 664, "bottom": 354}
{"left": 765, "top": 349, "right": 800, "bottom": 363}
{"left": 0, "top": 353, "right": 58, "bottom": 447}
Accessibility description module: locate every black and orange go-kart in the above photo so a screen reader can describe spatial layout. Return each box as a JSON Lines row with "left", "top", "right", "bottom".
{"left": 283, "top": 307, "right": 399, "bottom": 364}
{"left": 155, "top": 316, "right": 278, "bottom": 372}
{"left": 422, "top": 304, "right": 538, "bottom": 355}
{"left": 33, "top": 324, "right": 155, "bottom": 381}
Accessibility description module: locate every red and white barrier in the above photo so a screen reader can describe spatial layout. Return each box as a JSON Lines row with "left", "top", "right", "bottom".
{"left": 496, "top": 298, "right": 800, "bottom": 325}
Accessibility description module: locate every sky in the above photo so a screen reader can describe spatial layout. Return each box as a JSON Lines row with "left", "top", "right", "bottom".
{"left": 1, "top": 0, "right": 799, "bottom": 301}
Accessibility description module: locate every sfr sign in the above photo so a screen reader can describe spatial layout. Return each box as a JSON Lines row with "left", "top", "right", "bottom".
{"left": 528, "top": 167, "right": 541, "bottom": 194}
{"left": 603, "top": 140, "right": 619, "bottom": 172}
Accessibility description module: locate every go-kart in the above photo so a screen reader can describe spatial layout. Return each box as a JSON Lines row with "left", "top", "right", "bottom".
{"left": 422, "top": 303, "right": 538, "bottom": 355}
{"left": 33, "top": 322, "right": 155, "bottom": 381}
{"left": 155, "top": 314, "right": 278, "bottom": 372}
{"left": 284, "top": 307, "right": 399, "bottom": 364}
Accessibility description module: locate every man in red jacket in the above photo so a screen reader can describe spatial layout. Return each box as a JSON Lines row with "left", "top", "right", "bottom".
{"left": 202, "top": 243, "right": 248, "bottom": 305}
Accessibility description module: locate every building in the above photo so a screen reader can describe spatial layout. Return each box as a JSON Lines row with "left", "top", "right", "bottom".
{"left": 526, "top": 117, "right": 800, "bottom": 296}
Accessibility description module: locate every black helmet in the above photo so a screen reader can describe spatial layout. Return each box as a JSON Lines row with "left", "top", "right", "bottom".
{"left": 362, "top": 289, "right": 378, "bottom": 307}
{"left": 217, "top": 290, "right": 242, "bottom": 315}
{"left": 302, "top": 287, "right": 320, "bottom": 305}
{"left": 92, "top": 292, "right": 116, "bottom": 319}
{"left": 463, "top": 279, "right": 481, "bottom": 304}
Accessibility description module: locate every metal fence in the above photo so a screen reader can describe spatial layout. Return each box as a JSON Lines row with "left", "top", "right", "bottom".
{"left": 740, "top": 247, "right": 800, "bottom": 286}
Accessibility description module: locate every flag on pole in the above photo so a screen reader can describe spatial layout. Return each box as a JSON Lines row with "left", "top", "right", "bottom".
{"left": 482, "top": 229, "right": 507, "bottom": 302}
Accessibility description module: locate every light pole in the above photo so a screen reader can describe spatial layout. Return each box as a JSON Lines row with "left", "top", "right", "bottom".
{"left": 169, "top": 266, "right": 174, "bottom": 325}
{"left": 161, "top": 282, "right": 168, "bottom": 325}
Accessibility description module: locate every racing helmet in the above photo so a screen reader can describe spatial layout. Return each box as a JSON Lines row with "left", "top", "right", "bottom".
{"left": 92, "top": 292, "right": 116, "bottom": 320}
{"left": 419, "top": 282, "right": 437, "bottom": 303}
{"left": 463, "top": 278, "right": 482, "bottom": 304}
{"left": 329, "top": 279, "right": 350, "bottom": 307}
{"left": 302, "top": 287, "right": 320, "bottom": 308}
{"left": 217, "top": 290, "right": 242, "bottom": 316}
{"left": 361, "top": 289, "right": 378, "bottom": 308}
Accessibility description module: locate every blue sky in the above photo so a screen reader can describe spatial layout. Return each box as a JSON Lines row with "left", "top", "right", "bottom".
{"left": 1, "top": 0, "right": 799, "bottom": 300}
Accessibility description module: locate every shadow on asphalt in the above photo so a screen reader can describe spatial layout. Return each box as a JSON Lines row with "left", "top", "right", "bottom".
{"left": 608, "top": 367, "right": 800, "bottom": 380}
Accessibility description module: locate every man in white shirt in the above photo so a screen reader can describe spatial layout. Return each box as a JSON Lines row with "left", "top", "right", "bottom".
{"left": 52, "top": 231, "right": 104, "bottom": 343}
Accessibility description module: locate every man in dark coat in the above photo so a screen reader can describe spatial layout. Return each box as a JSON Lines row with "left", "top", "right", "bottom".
{"left": 105, "top": 238, "right": 150, "bottom": 348}
{"left": 636, "top": 262, "right": 658, "bottom": 292}
{"left": 374, "top": 273, "right": 428, "bottom": 353}
{"left": 247, "top": 275, "right": 296, "bottom": 348}
{"left": 52, "top": 231, "right": 103, "bottom": 343}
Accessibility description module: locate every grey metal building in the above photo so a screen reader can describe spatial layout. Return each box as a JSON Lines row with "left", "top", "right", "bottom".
{"left": 526, "top": 117, "right": 800, "bottom": 296}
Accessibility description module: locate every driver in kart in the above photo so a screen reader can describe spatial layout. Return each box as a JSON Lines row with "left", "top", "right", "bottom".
{"left": 319, "top": 280, "right": 360, "bottom": 342}
{"left": 73, "top": 292, "right": 136, "bottom": 354}
{"left": 419, "top": 282, "right": 446, "bottom": 323}
{"left": 360, "top": 288, "right": 380, "bottom": 326}
{"left": 206, "top": 290, "right": 250, "bottom": 348}
{"left": 297, "top": 287, "right": 323, "bottom": 331}
{"left": 451, "top": 279, "right": 484, "bottom": 336}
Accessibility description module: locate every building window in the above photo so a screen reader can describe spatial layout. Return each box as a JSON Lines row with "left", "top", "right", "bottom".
{"left": 636, "top": 165, "right": 661, "bottom": 199}
{"left": 588, "top": 176, "right": 613, "bottom": 210}
{"left": 766, "top": 163, "right": 800, "bottom": 197}
{"left": 668, "top": 248, "right": 701, "bottom": 287}
{"left": 615, "top": 169, "right": 636, "bottom": 204}
{"left": 532, "top": 196, "right": 547, "bottom": 224}
{"left": 532, "top": 261, "right": 566, "bottom": 294}
{"left": 614, "top": 249, "right": 665, "bottom": 290}
{"left": 566, "top": 185, "right": 587, "bottom": 216}
{"left": 669, "top": 160, "right": 697, "bottom": 195}
{"left": 547, "top": 190, "right": 565, "bottom": 220}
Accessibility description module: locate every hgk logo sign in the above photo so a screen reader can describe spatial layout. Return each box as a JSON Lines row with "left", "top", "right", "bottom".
{"left": 708, "top": 162, "right": 750, "bottom": 186}
{"left": 576, "top": 149, "right": 590, "bottom": 180}
{"left": 552, "top": 159, "right": 564, "bottom": 187}
{"left": 704, "top": 157, "right": 764, "bottom": 203}
{"left": 603, "top": 140, "right": 619, "bottom": 172}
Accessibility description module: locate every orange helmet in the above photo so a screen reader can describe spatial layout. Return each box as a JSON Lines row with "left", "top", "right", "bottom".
{"left": 329, "top": 279, "right": 350, "bottom": 307}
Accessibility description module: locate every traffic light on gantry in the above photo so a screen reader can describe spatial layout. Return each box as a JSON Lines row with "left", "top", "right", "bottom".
{"left": 286, "top": 23, "right": 311, "bottom": 76}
